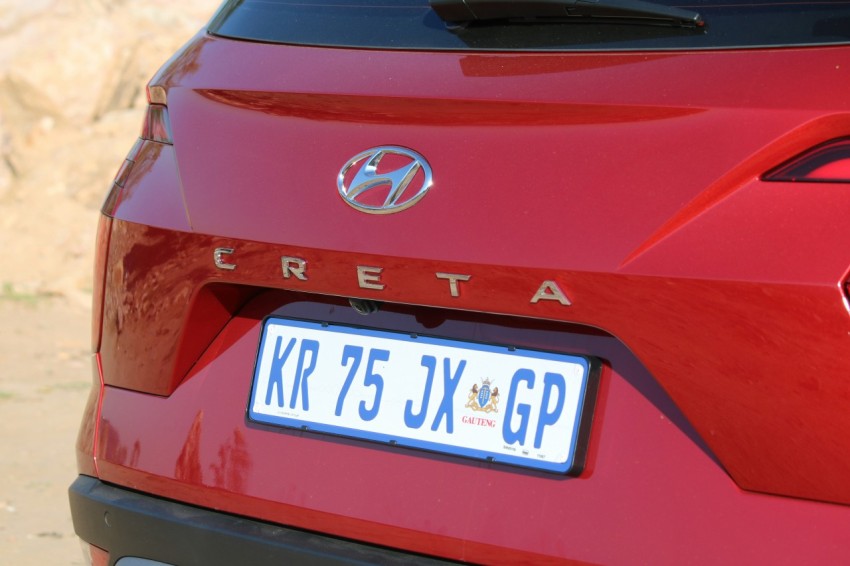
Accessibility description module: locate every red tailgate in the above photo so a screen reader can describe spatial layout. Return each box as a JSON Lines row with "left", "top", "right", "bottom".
{"left": 91, "top": 33, "right": 850, "bottom": 563}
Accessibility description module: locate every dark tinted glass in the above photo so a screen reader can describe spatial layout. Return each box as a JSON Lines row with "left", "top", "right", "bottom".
{"left": 209, "top": 0, "right": 850, "bottom": 50}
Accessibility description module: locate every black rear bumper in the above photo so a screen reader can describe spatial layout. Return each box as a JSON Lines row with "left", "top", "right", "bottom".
{"left": 69, "top": 476, "right": 456, "bottom": 566}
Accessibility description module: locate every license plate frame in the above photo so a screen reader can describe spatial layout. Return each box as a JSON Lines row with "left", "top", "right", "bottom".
{"left": 248, "top": 317, "right": 598, "bottom": 474}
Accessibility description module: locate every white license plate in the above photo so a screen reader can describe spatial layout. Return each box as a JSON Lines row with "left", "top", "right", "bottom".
{"left": 248, "top": 317, "right": 594, "bottom": 474}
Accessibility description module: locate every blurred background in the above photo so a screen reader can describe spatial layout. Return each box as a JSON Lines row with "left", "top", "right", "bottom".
{"left": 0, "top": 1, "right": 219, "bottom": 563}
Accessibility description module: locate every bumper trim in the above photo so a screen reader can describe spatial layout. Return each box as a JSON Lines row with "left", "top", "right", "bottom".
{"left": 69, "top": 476, "right": 456, "bottom": 566}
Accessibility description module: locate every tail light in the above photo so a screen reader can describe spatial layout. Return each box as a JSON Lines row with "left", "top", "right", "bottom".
{"left": 141, "top": 86, "right": 173, "bottom": 145}
{"left": 91, "top": 216, "right": 112, "bottom": 352}
{"left": 79, "top": 541, "right": 109, "bottom": 566}
{"left": 764, "top": 138, "right": 850, "bottom": 182}
{"left": 102, "top": 84, "right": 173, "bottom": 216}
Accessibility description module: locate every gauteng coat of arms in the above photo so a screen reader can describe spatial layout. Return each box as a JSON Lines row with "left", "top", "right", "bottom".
{"left": 465, "top": 378, "right": 500, "bottom": 413}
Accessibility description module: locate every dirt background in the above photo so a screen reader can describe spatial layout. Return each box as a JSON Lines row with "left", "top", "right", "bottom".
{"left": 0, "top": 1, "right": 219, "bottom": 563}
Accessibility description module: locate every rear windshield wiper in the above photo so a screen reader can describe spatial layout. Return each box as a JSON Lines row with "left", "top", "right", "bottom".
{"left": 430, "top": 0, "right": 704, "bottom": 28}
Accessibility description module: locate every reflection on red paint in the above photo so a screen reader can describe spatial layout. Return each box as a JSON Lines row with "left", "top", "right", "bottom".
{"left": 176, "top": 411, "right": 204, "bottom": 484}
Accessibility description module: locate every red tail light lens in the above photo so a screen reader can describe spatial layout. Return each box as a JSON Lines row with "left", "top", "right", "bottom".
{"left": 142, "top": 84, "right": 172, "bottom": 143}
{"left": 764, "top": 138, "right": 850, "bottom": 182}
{"left": 141, "top": 104, "right": 173, "bottom": 145}
{"left": 147, "top": 84, "right": 167, "bottom": 105}
{"left": 101, "top": 86, "right": 172, "bottom": 215}
{"left": 79, "top": 541, "right": 109, "bottom": 566}
{"left": 91, "top": 215, "right": 112, "bottom": 351}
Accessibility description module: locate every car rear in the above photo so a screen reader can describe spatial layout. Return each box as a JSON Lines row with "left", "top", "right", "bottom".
{"left": 70, "top": 1, "right": 850, "bottom": 564}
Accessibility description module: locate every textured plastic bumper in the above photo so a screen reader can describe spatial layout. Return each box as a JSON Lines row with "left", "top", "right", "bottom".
{"left": 69, "top": 476, "right": 456, "bottom": 566}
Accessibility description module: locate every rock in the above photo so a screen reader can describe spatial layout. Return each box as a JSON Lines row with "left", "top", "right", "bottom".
{"left": 0, "top": 110, "right": 12, "bottom": 200}
{"left": 2, "top": 8, "right": 114, "bottom": 126}
{"left": 0, "top": 0, "right": 219, "bottom": 298}
{"left": 0, "top": 161, "right": 12, "bottom": 200}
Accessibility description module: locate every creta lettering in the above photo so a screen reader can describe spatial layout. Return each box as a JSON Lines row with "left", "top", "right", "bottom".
{"left": 214, "top": 250, "right": 571, "bottom": 306}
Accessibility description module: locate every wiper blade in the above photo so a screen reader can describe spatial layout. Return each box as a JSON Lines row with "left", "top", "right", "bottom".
{"left": 430, "top": 0, "right": 704, "bottom": 28}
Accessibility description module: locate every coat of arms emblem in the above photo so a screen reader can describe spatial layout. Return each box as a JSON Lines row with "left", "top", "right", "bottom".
{"left": 465, "top": 378, "right": 500, "bottom": 413}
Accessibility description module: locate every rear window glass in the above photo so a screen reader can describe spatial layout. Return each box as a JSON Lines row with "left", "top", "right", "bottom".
{"left": 209, "top": 0, "right": 850, "bottom": 50}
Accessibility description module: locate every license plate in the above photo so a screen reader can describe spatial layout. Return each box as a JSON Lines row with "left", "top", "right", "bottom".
{"left": 248, "top": 317, "right": 595, "bottom": 474}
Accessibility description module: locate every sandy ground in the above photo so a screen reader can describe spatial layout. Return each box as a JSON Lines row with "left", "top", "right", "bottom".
{"left": 0, "top": 297, "right": 91, "bottom": 565}
{"left": 0, "top": 2, "right": 220, "bottom": 563}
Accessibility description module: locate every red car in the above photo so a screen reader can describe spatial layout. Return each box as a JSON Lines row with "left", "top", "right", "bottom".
{"left": 70, "top": 0, "right": 850, "bottom": 564}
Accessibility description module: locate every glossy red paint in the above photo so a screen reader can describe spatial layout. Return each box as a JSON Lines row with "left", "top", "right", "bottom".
{"left": 75, "top": 354, "right": 103, "bottom": 478}
{"left": 94, "top": 293, "right": 850, "bottom": 564}
{"left": 81, "top": 30, "right": 850, "bottom": 562}
{"left": 97, "top": 215, "right": 850, "bottom": 504}
{"left": 90, "top": 215, "right": 111, "bottom": 352}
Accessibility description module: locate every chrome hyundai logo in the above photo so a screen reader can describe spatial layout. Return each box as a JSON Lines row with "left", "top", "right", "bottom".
{"left": 338, "top": 146, "right": 433, "bottom": 214}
